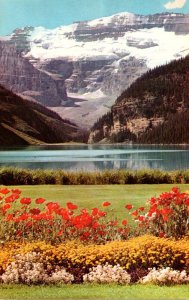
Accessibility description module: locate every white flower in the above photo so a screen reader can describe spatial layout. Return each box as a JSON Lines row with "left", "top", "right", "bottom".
{"left": 140, "top": 267, "right": 189, "bottom": 285}
{"left": 83, "top": 264, "right": 131, "bottom": 284}
{"left": 0, "top": 252, "right": 74, "bottom": 285}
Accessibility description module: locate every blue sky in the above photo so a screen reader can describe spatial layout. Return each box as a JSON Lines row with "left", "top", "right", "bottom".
{"left": 0, "top": 0, "right": 189, "bottom": 35}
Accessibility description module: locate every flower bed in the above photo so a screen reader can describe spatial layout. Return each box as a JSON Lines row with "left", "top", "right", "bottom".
{"left": 0, "top": 186, "right": 189, "bottom": 285}
{"left": 0, "top": 236, "right": 189, "bottom": 284}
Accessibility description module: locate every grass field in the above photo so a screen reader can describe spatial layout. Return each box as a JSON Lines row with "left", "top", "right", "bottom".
{"left": 0, "top": 283, "right": 189, "bottom": 299}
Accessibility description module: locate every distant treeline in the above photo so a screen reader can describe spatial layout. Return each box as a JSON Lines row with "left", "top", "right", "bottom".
{"left": 0, "top": 167, "right": 189, "bottom": 185}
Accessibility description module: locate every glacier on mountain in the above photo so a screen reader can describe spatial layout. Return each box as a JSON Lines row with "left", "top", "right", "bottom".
{"left": 1, "top": 11, "right": 189, "bottom": 128}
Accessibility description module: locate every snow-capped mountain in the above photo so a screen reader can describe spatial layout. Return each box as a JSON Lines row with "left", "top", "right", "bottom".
{"left": 1, "top": 12, "right": 189, "bottom": 128}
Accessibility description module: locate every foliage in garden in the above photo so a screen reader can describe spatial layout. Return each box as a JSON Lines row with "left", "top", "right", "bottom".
{"left": 0, "top": 186, "right": 189, "bottom": 285}
{"left": 1, "top": 167, "right": 189, "bottom": 185}
{"left": 0, "top": 236, "right": 189, "bottom": 284}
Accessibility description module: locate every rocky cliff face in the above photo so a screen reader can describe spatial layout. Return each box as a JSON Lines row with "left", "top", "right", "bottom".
{"left": 0, "top": 12, "right": 189, "bottom": 128}
{"left": 89, "top": 55, "right": 189, "bottom": 143}
{"left": 0, "top": 39, "right": 67, "bottom": 106}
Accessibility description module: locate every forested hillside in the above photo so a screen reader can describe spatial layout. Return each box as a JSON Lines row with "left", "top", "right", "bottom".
{"left": 0, "top": 84, "right": 84, "bottom": 145}
{"left": 89, "top": 55, "right": 189, "bottom": 144}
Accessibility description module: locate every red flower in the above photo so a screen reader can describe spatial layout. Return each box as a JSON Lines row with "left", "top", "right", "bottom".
{"left": 6, "top": 214, "right": 13, "bottom": 221}
{"left": 80, "top": 231, "right": 90, "bottom": 241}
{"left": 132, "top": 210, "right": 138, "bottom": 217}
{"left": 16, "top": 230, "right": 22, "bottom": 236}
{"left": 5, "top": 194, "right": 18, "bottom": 203}
{"left": 2, "top": 203, "right": 11, "bottom": 211}
{"left": 92, "top": 207, "right": 99, "bottom": 216}
{"left": 122, "top": 219, "right": 127, "bottom": 226}
{"left": 57, "top": 229, "right": 64, "bottom": 237}
{"left": 174, "top": 198, "right": 183, "bottom": 205}
{"left": 0, "top": 188, "right": 10, "bottom": 195}
{"left": 11, "top": 189, "right": 21, "bottom": 194}
{"left": 102, "top": 201, "right": 111, "bottom": 207}
{"left": 82, "top": 232, "right": 90, "bottom": 238}
{"left": 184, "top": 198, "right": 189, "bottom": 206}
{"left": 125, "top": 204, "right": 133, "bottom": 210}
{"left": 138, "top": 215, "right": 145, "bottom": 222}
{"left": 97, "top": 230, "right": 106, "bottom": 236}
{"left": 18, "top": 213, "right": 29, "bottom": 221}
{"left": 162, "top": 215, "right": 169, "bottom": 222}
{"left": 108, "top": 220, "right": 118, "bottom": 226}
{"left": 92, "top": 221, "right": 99, "bottom": 228}
{"left": 66, "top": 202, "right": 78, "bottom": 210}
{"left": 57, "top": 208, "right": 71, "bottom": 220}
{"left": 46, "top": 202, "right": 60, "bottom": 212}
{"left": 30, "top": 208, "right": 40, "bottom": 215}
{"left": 139, "top": 207, "right": 145, "bottom": 211}
{"left": 159, "top": 232, "right": 165, "bottom": 238}
{"left": 35, "top": 198, "right": 46, "bottom": 204}
{"left": 149, "top": 197, "right": 156, "bottom": 204}
{"left": 172, "top": 187, "right": 179, "bottom": 194}
{"left": 26, "top": 221, "right": 32, "bottom": 227}
{"left": 20, "top": 198, "right": 31, "bottom": 205}
{"left": 98, "top": 210, "right": 106, "bottom": 217}
{"left": 160, "top": 208, "right": 173, "bottom": 215}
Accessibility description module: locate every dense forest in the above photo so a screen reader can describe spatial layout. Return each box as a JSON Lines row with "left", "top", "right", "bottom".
{"left": 138, "top": 111, "right": 189, "bottom": 144}
{"left": 90, "top": 55, "right": 189, "bottom": 144}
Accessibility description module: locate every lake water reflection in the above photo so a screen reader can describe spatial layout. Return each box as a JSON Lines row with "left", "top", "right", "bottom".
{"left": 0, "top": 144, "right": 189, "bottom": 171}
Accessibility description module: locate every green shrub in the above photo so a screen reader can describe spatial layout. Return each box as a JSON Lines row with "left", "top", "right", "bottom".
{"left": 0, "top": 167, "right": 189, "bottom": 185}
{"left": 0, "top": 168, "right": 33, "bottom": 185}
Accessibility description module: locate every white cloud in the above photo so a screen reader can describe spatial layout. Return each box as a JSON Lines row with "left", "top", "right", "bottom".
{"left": 164, "top": 0, "right": 187, "bottom": 9}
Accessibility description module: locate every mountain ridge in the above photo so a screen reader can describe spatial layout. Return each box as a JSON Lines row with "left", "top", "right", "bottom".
{"left": 89, "top": 55, "right": 189, "bottom": 144}
{"left": 1, "top": 11, "right": 189, "bottom": 128}
{"left": 0, "top": 84, "right": 85, "bottom": 145}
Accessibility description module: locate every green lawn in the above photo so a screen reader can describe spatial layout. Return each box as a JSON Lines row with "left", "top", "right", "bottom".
{"left": 0, "top": 283, "right": 189, "bottom": 299}
{"left": 6, "top": 184, "right": 189, "bottom": 221}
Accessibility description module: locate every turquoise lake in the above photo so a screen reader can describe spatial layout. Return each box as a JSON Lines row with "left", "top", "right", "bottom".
{"left": 0, "top": 145, "right": 189, "bottom": 171}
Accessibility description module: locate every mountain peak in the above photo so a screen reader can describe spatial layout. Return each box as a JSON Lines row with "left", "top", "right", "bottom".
{"left": 87, "top": 11, "right": 135, "bottom": 26}
{"left": 1, "top": 12, "right": 189, "bottom": 128}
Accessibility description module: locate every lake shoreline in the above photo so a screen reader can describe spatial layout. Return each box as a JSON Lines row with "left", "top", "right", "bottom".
{"left": 0, "top": 144, "right": 189, "bottom": 171}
